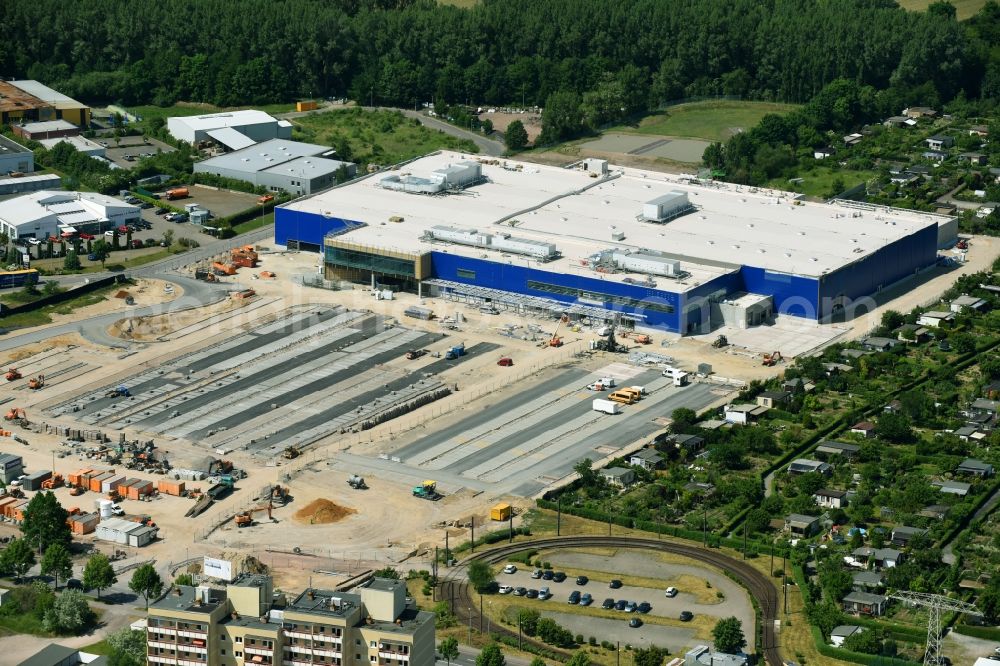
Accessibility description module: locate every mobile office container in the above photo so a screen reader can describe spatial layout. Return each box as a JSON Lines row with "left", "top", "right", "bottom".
{"left": 102, "top": 475, "right": 126, "bottom": 494}
{"left": 157, "top": 479, "right": 185, "bottom": 496}
{"left": 491, "top": 503, "right": 511, "bottom": 521}
{"left": 593, "top": 399, "right": 623, "bottom": 414}
{"left": 607, "top": 390, "right": 637, "bottom": 405}
{"left": 127, "top": 480, "right": 154, "bottom": 500}
{"left": 22, "top": 470, "right": 52, "bottom": 491}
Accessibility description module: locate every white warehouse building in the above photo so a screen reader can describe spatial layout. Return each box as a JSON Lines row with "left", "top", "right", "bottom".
{"left": 94, "top": 517, "right": 158, "bottom": 547}
{"left": 0, "top": 190, "right": 139, "bottom": 240}
{"left": 166, "top": 109, "right": 293, "bottom": 146}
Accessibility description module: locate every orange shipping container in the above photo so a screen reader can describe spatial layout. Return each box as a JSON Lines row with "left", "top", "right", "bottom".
{"left": 90, "top": 471, "right": 114, "bottom": 493}
{"left": 127, "top": 480, "right": 154, "bottom": 500}
{"left": 10, "top": 501, "right": 29, "bottom": 521}
{"left": 296, "top": 101, "right": 318, "bottom": 112}
{"left": 157, "top": 479, "right": 185, "bottom": 496}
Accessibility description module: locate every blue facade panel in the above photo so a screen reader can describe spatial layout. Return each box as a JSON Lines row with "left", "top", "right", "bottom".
{"left": 817, "top": 223, "right": 937, "bottom": 319}
{"left": 430, "top": 252, "right": 688, "bottom": 331}
{"left": 740, "top": 267, "right": 820, "bottom": 318}
{"left": 274, "top": 208, "right": 359, "bottom": 247}
{"left": 681, "top": 271, "right": 745, "bottom": 333}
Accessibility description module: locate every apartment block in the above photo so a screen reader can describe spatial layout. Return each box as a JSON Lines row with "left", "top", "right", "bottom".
{"left": 146, "top": 575, "right": 434, "bottom": 666}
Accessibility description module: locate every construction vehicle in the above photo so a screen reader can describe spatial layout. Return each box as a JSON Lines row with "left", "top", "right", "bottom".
{"left": 235, "top": 502, "right": 273, "bottom": 527}
{"left": 347, "top": 475, "right": 367, "bottom": 489}
{"left": 212, "top": 262, "right": 237, "bottom": 276}
{"left": 762, "top": 350, "right": 783, "bottom": 367}
{"left": 542, "top": 314, "right": 569, "bottom": 348}
{"left": 69, "top": 486, "right": 85, "bottom": 496}
{"left": 712, "top": 335, "right": 729, "bottom": 349}
{"left": 4, "top": 407, "right": 26, "bottom": 422}
{"left": 269, "top": 484, "right": 288, "bottom": 505}
{"left": 41, "top": 474, "right": 64, "bottom": 490}
{"left": 4, "top": 368, "right": 21, "bottom": 381}
{"left": 207, "top": 459, "right": 233, "bottom": 475}
{"left": 105, "top": 386, "right": 131, "bottom": 398}
{"left": 956, "top": 239, "right": 969, "bottom": 250}
{"left": 593, "top": 315, "right": 628, "bottom": 353}
{"left": 283, "top": 446, "right": 300, "bottom": 460}
{"left": 497, "top": 357, "right": 513, "bottom": 367}
{"left": 444, "top": 343, "right": 465, "bottom": 360}
{"left": 206, "top": 482, "right": 233, "bottom": 501}
{"left": 164, "top": 187, "right": 189, "bottom": 200}
{"left": 194, "top": 268, "right": 219, "bottom": 282}
{"left": 412, "top": 480, "right": 439, "bottom": 500}
{"left": 405, "top": 349, "right": 426, "bottom": 360}
{"left": 27, "top": 375, "right": 44, "bottom": 390}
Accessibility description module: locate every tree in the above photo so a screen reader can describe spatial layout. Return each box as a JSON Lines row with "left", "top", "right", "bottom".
{"left": 129, "top": 563, "right": 164, "bottom": 609}
{"left": 91, "top": 239, "right": 111, "bottom": 268}
{"left": 63, "top": 250, "right": 81, "bottom": 270}
{"left": 505, "top": 120, "right": 528, "bottom": 151}
{"left": 82, "top": 553, "right": 117, "bottom": 599}
{"left": 372, "top": 566, "right": 400, "bottom": 579}
{"left": 21, "top": 491, "right": 71, "bottom": 555}
{"left": 174, "top": 573, "right": 194, "bottom": 587}
{"left": 876, "top": 413, "right": 914, "bottom": 443}
{"left": 475, "top": 643, "right": 505, "bottom": 666}
{"left": 517, "top": 608, "right": 540, "bottom": 635}
{"left": 107, "top": 628, "right": 147, "bottom": 666}
{"left": 633, "top": 647, "right": 669, "bottom": 666}
{"left": 41, "top": 543, "right": 73, "bottom": 590}
{"left": 880, "top": 310, "right": 905, "bottom": 332}
{"left": 539, "top": 91, "right": 582, "bottom": 144}
{"left": 711, "top": 617, "right": 747, "bottom": 654}
{"left": 843, "top": 627, "right": 883, "bottom": 654}
{"left": 438, "top": 637, "right": 459, "bottom": 666}
{"left": 670, "top": 407, "right": 698, "bottom": 432}
{"left": 43, "top": 589, "right": 93, "bottom": 634}
{"left": 481, "top": 119, "right": 494, "bottom": 135}
{"left": 162, "top": 229, "right": 174, "bottom": 247}
{"left": 0, "top": 537, "right": 36, "bottom": 581}
{"left": 573, "top": 458, "right": 598, "bottom": 485}
{"left": 467, "top": 559, "right": 495, "bottom": 592}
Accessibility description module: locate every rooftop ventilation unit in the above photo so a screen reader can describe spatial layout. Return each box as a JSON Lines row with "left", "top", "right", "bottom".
{"left": 641, "top": 190, "right": 693, "bottom": 223}
{"left": 611, "top": 251, "right": 684, "bottom": 278}
{"left": 426, "top": 225, "right": 558, "bottom": 261}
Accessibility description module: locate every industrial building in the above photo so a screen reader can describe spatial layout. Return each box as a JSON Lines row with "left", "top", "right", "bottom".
{"left": 193, "top": 138, "right": 356, "bottom": 196}
{"left": 94, "top": 517, "right": 158, "bottom": 547}
{"left": 275, "top": 152, "right": 956, "bottom": 334}
{"left": 0, "top": 80, "right": 91, "bottom": 127}
{"left": 0, "top": 135, "right": 34, "bottom": 175}
{"left": 167, "top": 109, "right": 293, "bottom": 146}
{"left": 146, "top": 575, "right": 434, "bottom": 666}
{"left": 38, "top": 135, "right": 106, "bottom": 158}
{"left": 12, "top": 119, "right": 81, "bottom": 141}
{"left": 0, "top": 173, "right": 61, "bottom": 196}
{"left": 0, "top": 191, "right": 140, "bottom": 241}
{"left": 0, "top": 453, "right": 24, "bottom": 484}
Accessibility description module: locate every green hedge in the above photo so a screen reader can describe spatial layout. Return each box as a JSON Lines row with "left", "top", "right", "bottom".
{"left": 952, "top": 624, "right": 1000, "bottom": 640}
{"left": 452, "top": 526, "right": 532, "bottom": 553}
{"left": 810, "top": 626, "right": 916, "bottom": 665}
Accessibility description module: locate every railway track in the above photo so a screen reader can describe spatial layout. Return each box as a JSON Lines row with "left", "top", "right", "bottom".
{"left": 439, "top": 536, "right": 783, "bottom": 666}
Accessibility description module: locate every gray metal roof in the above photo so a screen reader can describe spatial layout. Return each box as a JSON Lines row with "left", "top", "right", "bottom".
{"left": 195, "top": 138, "right": 337, "bottom": 174}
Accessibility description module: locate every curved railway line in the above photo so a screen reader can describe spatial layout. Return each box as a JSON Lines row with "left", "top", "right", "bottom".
{"left": 439, "top": 536, "right": 783, "bottom": 666}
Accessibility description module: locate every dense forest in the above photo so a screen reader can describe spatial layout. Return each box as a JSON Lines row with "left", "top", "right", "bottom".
{"left": 0, "top": 0, "right": 994, "bottom": 115}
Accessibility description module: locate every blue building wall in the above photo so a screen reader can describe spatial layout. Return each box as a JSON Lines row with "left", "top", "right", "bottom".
{"left": 274, "top": 207, "right": 357, "bottom": 247}
{"left": 680, "top": 271, "right": 745, "bottom": 334}
{"left": 740, "top": 267, "right": 820, "bottom": 318}
{"left": 817, "top": 223, "right": 938, "bottom": 319}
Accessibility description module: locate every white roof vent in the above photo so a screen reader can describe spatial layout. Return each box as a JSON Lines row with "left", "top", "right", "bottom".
{"left": 732, "top": 244, "right": 740, "bottom": 249}
{"left": 798, "top": 231, "right": 806, "bottom": 236}
{"left": 810, "top": 257, "right": 818, "bottom": 262}
{"left": 784, "top": 252, "right": 792, "bottom": 258}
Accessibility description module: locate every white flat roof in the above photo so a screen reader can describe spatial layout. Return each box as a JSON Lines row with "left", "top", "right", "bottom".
{"left": 38, "top": 135, "right": 103, "bottom": 152}
{"left": 197, "top": 138, "right": 334, "bottom": 174}
{"left": 9, "top": 80, "right": 87, "bottom": 109}
{"left": 171, "top": 109, "right": 278, "bottom": 132}
{"left": 0, "top": 191, "right": 135, "bottom": 229}
{"left": 287, "top": 151, "right": 947, "bottom": 284}
{"left": 206, "top": 127, "right": 257, "bottom": 151}
{"left": 19, "top": 119, "right": 77, "bottom": 133}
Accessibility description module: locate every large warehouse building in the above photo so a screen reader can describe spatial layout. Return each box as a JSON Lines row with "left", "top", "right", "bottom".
{"left": 193, "top": 138, "right": 355, "bottom": 196}
{"left": 167, "top": 109, "right": 292, "bottom": 146}
{"left": 0, "top": 80, "right": 91, "bottom": 127}
{"left": 0, "top": 191, "right": 139, "bottom": 241}
{"left": 275, "top": 152, "right": 956, "bottom": 333}
{"left": 0, "top": 135, "right": 33, "bottom": 174}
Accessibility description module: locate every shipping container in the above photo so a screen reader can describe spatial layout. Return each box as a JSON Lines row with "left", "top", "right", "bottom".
{"left": 157, "top": 479, "right": 185, "bottom": 496}
{"left": 9, "top": 500, "right": 29, "bottom": 521}
{"left": 90, "top": 471, "right": 115, "bottom": 493}
{"left": 22, "top": 470, "right": 52, "bottom": 491}
{"left": 127, "top": 480, "right": 154, "bottom": 500}
{"left": 592, "top": 398, "right": 623, "bottom": 414}
{"left": 69, "top": 512, "right": 99, "bottom": 535}
{"left": 102, "top": 475, "right": 126, "bottom": 494}
{"left": 490, "top": 503, "right": 511, "bottom": 521}
{"left": 296, "top": 100, "right": 318, "bottom": 112}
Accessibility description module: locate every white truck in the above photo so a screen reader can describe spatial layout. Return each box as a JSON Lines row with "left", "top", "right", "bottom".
{"left": 593, "top": 398, "right": 623, "bottom": 414}
{"left": 662, "top": 367, "right": 690, "bottom": 387}
{"left": 586, "top": 376, "right": 617, "bottom": 391}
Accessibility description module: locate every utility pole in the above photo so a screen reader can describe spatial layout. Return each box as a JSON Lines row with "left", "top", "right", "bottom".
{"left": 782, "top": 552, "right": 788, "bottom": 615}
{"left": 433, "top": 546, "right": 438, "bottom": 601}
{"left": 557, "top": 497, "right": 561, "bottom": 536}
{"left": 479, "top": 594, "right": 483, "bottom": 633}
{"left": 743, "top": 521, "right": 747, "bottom": 559}
{"left": 703, "top": 505, "right": 708, "bottom": 546}
{"left": 508, "top": 512, "right": 513, "bottom": 543}
{"left": 445, "top": 530, "right": 450, "bottom": 566}
{"left": 616, "top": 641, "right": 620, "bottom": 666}
{"left": 471, "top": 517, "right": 475, "bottom": 553}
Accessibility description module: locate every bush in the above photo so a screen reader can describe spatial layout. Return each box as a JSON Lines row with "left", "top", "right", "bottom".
{"left": 575, "top": 634, "right": 584, "bottom": 644}
{"left": 588, "top": 637, "right": 597, "bottom": 646}
{"left": 43, "top": 590, "right": 94, "bottom": 635}
{"left": 601, "top": 641, "right": 613, "bottom": 650}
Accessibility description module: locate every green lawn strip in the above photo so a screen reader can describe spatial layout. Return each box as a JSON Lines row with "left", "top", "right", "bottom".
{"left": 612, "top": 101, "right": 800, "bottom": 143}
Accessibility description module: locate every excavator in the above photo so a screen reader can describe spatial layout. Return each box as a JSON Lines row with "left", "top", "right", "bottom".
{"left": 4, "top": 407, "right": 26, "bottom": 422}
{"left": 5, "top": 368, "right": 21, "bottom": 381}
{"left": 762, "top": 350, "right": 783, "bottom": 367}
{"left": 594, "top": 315, "right": 628, "bottom": 353}
{"left": 28, "top": 375, "right": 44, "bottom": 390}
{"left": 712, "top": 335, "right": 729, "bottom": 349}
{"left": 283, "top": 446, "right": 300, "bottom": 460}
{"left": 234, "top": 502, "right": 273, "bottom": 527}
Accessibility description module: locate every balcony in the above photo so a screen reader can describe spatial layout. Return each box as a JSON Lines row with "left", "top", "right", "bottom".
{"left": 246, "top": 646, "right": 275, "bottom": 656}
{"left": 379, "top": 652, "right": 409, "bottom": 660}
{"left": 148, "top": 641, "right": 176, "bottom": 651}
{"left": 285, "top": 645, "right": 314, "bottom": 656}
{"left": 148, "top": 657, "right": 179, "bottom": 665}
{"left": 284, "top": 630, "right": 314, "bottom": 640}
{"left": 283, "top": 660, "right": 313, "bottom": 666}
{"left": 177, "top": 629, "right": 208, "bottom": 640}
{"left": 148, "top": 626, "right": 177, "bottom": 636}
{"left": 178, "top": 660, "right": 208, "bottom": 666}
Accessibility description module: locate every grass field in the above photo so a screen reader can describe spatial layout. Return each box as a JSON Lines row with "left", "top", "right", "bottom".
{"left": 768, "top": 166, "right": 876, "bottom": 200}
{"left": 0, "top": 283, "right": 123, "bottom": 329}
{"left": 612, "top": 101, "right": 800, "bottom": 143}
{"left": 897, "top": 0, "right": 986, "bottom": 19}
{"left": 124, "top": 101, "right": 296, "bottom": 126}
{"left": 291, "top": 107, "right": 478, "bottom": 166}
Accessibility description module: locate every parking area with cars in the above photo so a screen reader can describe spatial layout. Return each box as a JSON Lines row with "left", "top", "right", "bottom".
{"left": 101, "top": 136, "right": 176, "bottom": 169}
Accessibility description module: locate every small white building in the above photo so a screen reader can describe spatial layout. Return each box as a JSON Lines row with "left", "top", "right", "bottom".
{"left": 0, "top": 190, "right": 139, "bottom": 240}
{"left": 951, "top": 295, "right": 987, "bottom": 313}
{"left": 724, "top": 403, "right": 769, "bottom": 425}
{"left": 814, "top": 488, "right": 848, "bottom": 509}
{"left": 38, "top": 135, "right": 106, "bottom": 158}
{"left": 94, "top": 517, "right": 157, "bottom": 547}
{"left": 830, "top": 625, "right": 863, "bottom": 648}
{"left": 916, "top": 310, "right": 955, "bottom": 327}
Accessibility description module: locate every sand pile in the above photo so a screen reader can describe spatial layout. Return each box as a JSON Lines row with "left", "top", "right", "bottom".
{"left": 294, "top": 499, "right": 356, "bottom": 524}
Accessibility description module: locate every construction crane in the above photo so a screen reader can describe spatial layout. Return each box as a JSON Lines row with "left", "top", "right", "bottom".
{"left": 542, "top": 314, "right": 569, "bottom": 348}
{"left": 889, "top": 591, "right": 977, "bottom": 666}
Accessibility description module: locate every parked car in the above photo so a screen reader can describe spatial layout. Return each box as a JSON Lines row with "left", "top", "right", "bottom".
{"left": 542, "top": 570, "right": 554, "bottom": 581}
{"left": 665, "top": 587, "right": 678, "bottom": 597}
{"left": 87, "top": 253, "right": 98, "bottom": 261}
{"left": 139, "top": 202, "right": 153, "bottom": 209}
{"left": 609, "top": 579, "right": 623, "bottom": 589}
{"left": 580, "top": 593, "right": 593, "bottom": 606}
{"left": 512, "top": 587, "right": 527, "bottom": 597}
{"left": 628, "top": 618, "right": 643, "bottom": 628}
{"left": 525, "top": 589, "right": 539, "bottom": 599}
{"left": 131, "top": 239, "right": 144, "bottom": 249}
{"left": 614, "top": 600, "right": 627, "bottom": 611}
{"left": 575, "top": 575, "right": 588, "bottom": 585}
{"left": 502, "top": 564, "right": 517, "bottom": 574}
{"left": 538, "top": 587, "right": 551, "bottom": 600}
{"left": 637, "top": 602, "right": 651, "bottom": 614}
{"left": 498, "top": 585, "right": 513, "bottom": 595}
{"left": 79, "top": 233, "right": 95, "bottom": 240}
{"left": 679, "top": 611, "right": 694, "bottom": 622}
{"left": 567, "top": 590, "right": 581, "bottom": 604}
{"left": 530, "top": 569, "right": 543, "bottom": 579}
{"left": 552, "top": 572, "right": 567, "bottom": 583}
{"left": 624, "top": 601, "right": 637, "bottom": 613}
{"left": 104, "top": 230, "right": 116, "bottom": 237}
{"left": 155, "top": 207, "right": 168, "bottom": 215}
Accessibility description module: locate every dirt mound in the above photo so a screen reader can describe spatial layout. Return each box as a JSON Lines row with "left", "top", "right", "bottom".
{"left": 294, "top": 499, "right": 356, "bottom": 524}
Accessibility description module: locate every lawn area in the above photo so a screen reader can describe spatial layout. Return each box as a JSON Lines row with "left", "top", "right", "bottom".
{"left": 291, "top": 108, "right": 479, "bottom": 166}
{"left": 897, "top": 0, "right": 986, "bottom": 19}
{"left": 233, "top": 211, "right": 274, "bottom": 235}
{"left": 438, "top": 0, "right": 479, "bottom": 6}
{"left": 81, "top": 639, "right": 112, "bottom": 655}
{"left": 0, "top": 283, "right": 126, "bottom": 329}
{"left": 613, "top": 101, "right": 800, "bottom": 143}
{"left": 29, "top": 247, "right": 178, "bottom": 276}
{"left": 768, "top": 166, "right": 876, "bottom": 199}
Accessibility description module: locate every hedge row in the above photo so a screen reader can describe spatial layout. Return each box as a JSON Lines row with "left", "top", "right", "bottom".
{"left": 452, "top": 526, "right": 532, "bottom": 554}
{"left": 952, "top": 624, "right": 1000, "bottom": 641}
{"left": 810, "top": 626, "right": 916, "bottom": 666}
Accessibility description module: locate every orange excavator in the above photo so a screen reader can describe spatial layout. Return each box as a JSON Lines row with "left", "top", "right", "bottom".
{"left": 762, "top": 351, "right": 783, "bottom": 367}
{"left": 4, "top": 407, "right": 26, "bottom": 421}
{"left": 234, "top": 502, "right": 273, "bottom": 527}
{"left": 41, "top": 474, "right": 64, "bottom": 490}
{"left": 212, "top": 261, "right": 237, "bottom": 276}
{"left": 5, "top": 368, "right": 21, "bottom": 381}
{"left": 28, "top": 375, "right": 44, "bottom": 390}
